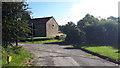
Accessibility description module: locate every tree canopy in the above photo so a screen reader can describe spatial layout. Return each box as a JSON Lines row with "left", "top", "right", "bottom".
{"left": 2, "top": 2, "right": 31, "bottom": 47}
{"left": 60, "top": 14, "right": 118, "bottom": 48}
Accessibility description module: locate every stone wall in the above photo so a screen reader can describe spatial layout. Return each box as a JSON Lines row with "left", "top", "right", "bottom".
{"left": 46, "top": 18, "right": 58, "bottom": 37}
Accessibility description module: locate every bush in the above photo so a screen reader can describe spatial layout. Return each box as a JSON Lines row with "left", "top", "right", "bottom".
{"left": 55, "top": 34, "right": 66, "bottom": 40}
{"left": 59, "top": 22, "right": 85, "bottom": 44}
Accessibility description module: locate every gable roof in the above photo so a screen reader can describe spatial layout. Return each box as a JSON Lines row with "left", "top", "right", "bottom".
{"left": 30, "top": 16, "right": 53, "bottom": 24}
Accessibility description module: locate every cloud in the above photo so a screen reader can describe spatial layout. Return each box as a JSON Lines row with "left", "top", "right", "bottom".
{"left": 68, "top": 0, "right": 119, "bottom": 24}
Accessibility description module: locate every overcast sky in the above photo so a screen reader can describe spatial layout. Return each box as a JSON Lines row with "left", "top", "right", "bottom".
{"left": 28, "top": 0, "right": 119, "bottom": 25}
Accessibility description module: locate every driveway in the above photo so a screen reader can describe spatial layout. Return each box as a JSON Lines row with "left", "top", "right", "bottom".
{"left": 19, "top": 43, "right": 118, "bottom": 66}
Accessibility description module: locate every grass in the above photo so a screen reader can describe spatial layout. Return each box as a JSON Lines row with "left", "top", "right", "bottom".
{"left": 81, "top": 46, "right": 120, "bottom": 61}
{"left": 24, "top": 40, "right": 63, "bottom": 44}
{"left": 86, "top": 54, "right": 94, "bottom": 56}
{"left": 65, "top": 45, "right": 73, "bottom": 47}
{"left": 27, "top": 36, "right": 55, "bottom": 40}
{"left": 2, "top": 46, "right": 32, "bottom": 66}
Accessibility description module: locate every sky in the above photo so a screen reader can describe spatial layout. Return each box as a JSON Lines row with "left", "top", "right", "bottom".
{"left": 27, "top": 0, "right": 119, "bottom": 25}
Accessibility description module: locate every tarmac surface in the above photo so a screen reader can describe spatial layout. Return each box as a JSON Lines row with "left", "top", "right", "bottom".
{"left": 19, "top": 43, "right": 118, "bottom": 66}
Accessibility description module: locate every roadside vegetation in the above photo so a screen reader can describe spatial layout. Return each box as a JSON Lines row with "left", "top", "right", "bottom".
{"left": 2, "top": 2, "right": 31, "bottom": 48}
{"left": 32, "top": 36, "right": 55, "bottom": 39}
{"left": 59, "top": 14, "right": 119, "bottom": 62}
{"left": 24, "top": 39, "right": 63, "bottom": 44}
{"left": 82, "top": 46, "right": 119, "bottom": 61}
{"left": 72, "top": 44, "right": 120, "bottom": 61}
{"left": 2, "top": 46, "right": 33, "bottom": 66}
{"left": 60, "top": 14, "right": 118, "bottom": 46}
{"left": 2, "top": 2, "right": 32, "bottom": 66}
{"left": 23, "top": 34, "right": 66, "bottom": 44}
{"left": 63, "top": 44, "right": 119, "bottom": 61}
{"left": 26, "top": 36, "right": 55, "bottom": 40}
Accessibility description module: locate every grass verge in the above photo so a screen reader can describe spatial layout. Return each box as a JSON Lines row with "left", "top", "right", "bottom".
{"left": 27, "top": 36, "right": 55, "bottom": 40}
{"left": 81, "top": 46, "right": 120, "bottom": 61}
{"left": 2, "top": 45, "right": 32, "bottom": 66}
{"left": 86, "top": 54, "right": 94, "bottom": 56}
{"left": 24, "top": 40, "right": 63, "bottom": 44}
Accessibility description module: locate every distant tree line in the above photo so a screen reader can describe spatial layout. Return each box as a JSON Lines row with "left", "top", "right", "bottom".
{"left": 60, "top": 14, "right": 118, "bottom": 48}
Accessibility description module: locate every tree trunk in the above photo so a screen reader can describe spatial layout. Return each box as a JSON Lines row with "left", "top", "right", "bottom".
{"left": 16, "top": 39, "right": 18, "bottom": 46}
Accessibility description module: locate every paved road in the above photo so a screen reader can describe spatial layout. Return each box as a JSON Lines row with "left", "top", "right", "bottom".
{"left": 19, "top": 43, "right": 118, "bottom": 66}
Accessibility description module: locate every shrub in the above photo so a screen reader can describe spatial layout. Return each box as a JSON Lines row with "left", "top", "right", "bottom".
{"left": 55, "top": 34, "right": 66, "bottom": 40}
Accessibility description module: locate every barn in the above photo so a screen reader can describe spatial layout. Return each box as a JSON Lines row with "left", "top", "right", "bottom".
{"left": 29, "top": 16, "right": 59, "bottom": 37}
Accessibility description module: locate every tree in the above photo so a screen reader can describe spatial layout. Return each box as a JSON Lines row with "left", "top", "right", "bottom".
{"left": 107, "top": 16, "right": 118, "bottom": 21}
{"left": 83, "top": 17, "right": 118, "bottom": 46}
{"left": 77, "top": 14, "right": 99, "bottom": 30}
{"left": 2, "top": 2, "right": 31, "bottom": 47}
{"left": 60, "top": 22, "right": 85, "bottom": 43}
{"left": 77, "top": 14, "right": 118, "bottom": 47}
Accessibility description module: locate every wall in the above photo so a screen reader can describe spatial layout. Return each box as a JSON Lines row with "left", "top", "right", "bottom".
{"left": 31, "top": 20, "right": 46, "bottom": 37}
{"left": 46, "top": 18, "right": 58, "bottom": 37}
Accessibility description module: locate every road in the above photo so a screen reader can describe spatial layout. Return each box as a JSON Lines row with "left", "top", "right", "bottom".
{"left": 19, "top": 43, "right": 118, "bottom": 66}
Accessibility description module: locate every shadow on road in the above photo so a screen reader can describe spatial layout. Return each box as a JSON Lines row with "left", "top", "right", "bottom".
{"left": 63, "top": 47, "right": 80, "bottom": 50}
{"left": 44, "top": 41, "right": 71, "bottom": 46}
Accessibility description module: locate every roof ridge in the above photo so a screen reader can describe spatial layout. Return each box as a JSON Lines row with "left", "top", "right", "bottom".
{"left": 30, "top": 16, "right": 54, "bottom": 24}
{"left": 40, "top": 16, "right": 53, "bottom": 18}
{"left": 31, "top": 16, "right": 53, "bottom": 20}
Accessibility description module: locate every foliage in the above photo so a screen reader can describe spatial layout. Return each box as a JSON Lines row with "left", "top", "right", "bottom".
{"left": 2, "top": 2, "right": 31, "bottom": 47}
{"left": 107, "top": 16, "right": 118, "bottom": 22}
{"left": 2, "top": 46, "right": 31, "bottom": 66}
{"left": 84, "top": 18, "right": 118, "bottom": 46}
{"left": 60, "top": 14, "right": 118, "bottom": 48}
{"left": 55, "top": 34, "right": 66, "bottom": 40}
{"left": 77, "top": 14, "right": 118, "bottom": 47}
{"left": 77, "top": 14, "right": 99, "bottom": 30}
{"left": 59, "top": 22, "right": 85, "bottom": 43}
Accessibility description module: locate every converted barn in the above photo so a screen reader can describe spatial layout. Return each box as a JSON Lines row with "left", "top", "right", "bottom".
{"left": 29, "top": 16, "right": 59, "bottom": 37}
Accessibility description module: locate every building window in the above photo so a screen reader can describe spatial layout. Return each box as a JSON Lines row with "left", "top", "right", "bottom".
{"left": 52, "top": 24, "right": 54, "bottom": 29}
